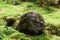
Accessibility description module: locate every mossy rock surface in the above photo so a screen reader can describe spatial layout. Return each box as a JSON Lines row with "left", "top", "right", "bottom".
{"left": 16, "top": 12, "right": 45, "bottom": 35}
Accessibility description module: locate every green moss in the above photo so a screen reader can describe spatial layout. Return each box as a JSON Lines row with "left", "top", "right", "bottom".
{"left": 0, "top": 2, "right": 60, "bottom": 40}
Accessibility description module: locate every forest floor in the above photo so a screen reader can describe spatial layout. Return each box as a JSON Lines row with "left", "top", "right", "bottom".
{"left": 0, "top": 2, "right": 60, "bottom": 40}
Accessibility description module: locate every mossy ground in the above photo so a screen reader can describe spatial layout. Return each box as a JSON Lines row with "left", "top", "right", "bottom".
{"left": 0, "top": 2, "right": 60, "bottom": 40}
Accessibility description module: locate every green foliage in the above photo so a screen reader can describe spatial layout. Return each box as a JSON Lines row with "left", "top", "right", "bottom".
{"left": 0, "top": 31, "right": 6, "bottom": 40}
{"left": 0, "top": 1, "right": 60, "bottom": 40}
{"left": 31, "top": 34, "right": 51, "bottom": 40}
{"left": 0, "top": 0, "right": 20, "bottom": 4}
{"left": 49, "top": 0, "right": 59, "bottom": 4}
